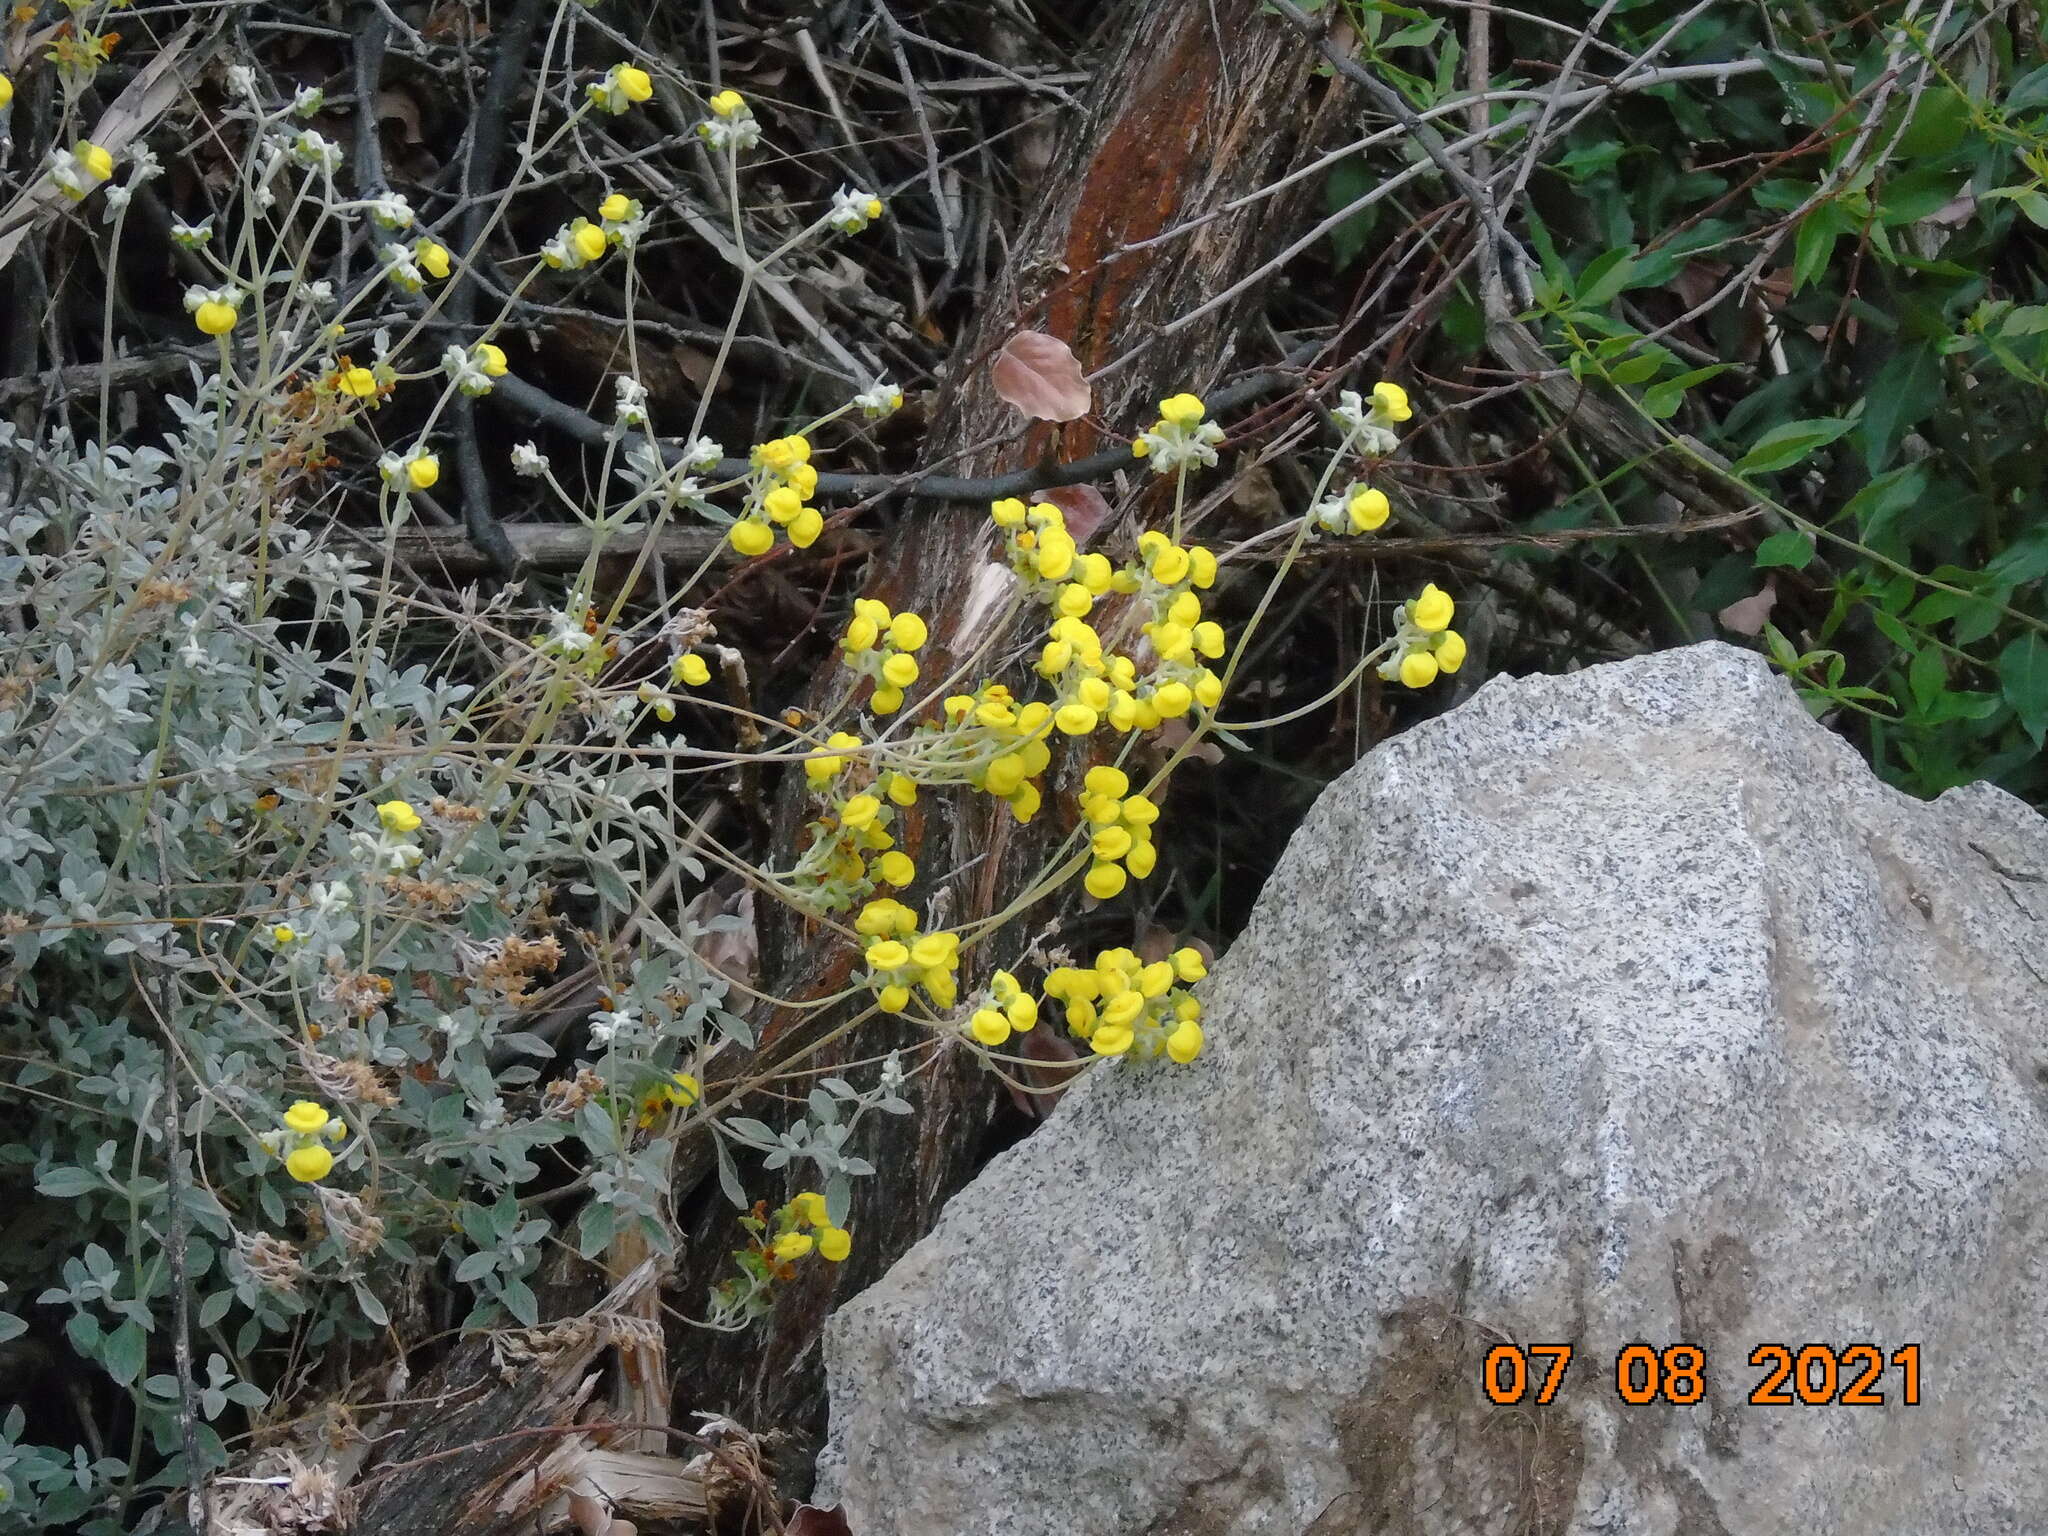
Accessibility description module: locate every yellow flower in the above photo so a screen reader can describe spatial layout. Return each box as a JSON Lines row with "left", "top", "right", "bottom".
{"left": 888, "top": 612, "right": 928, "bottom": 651}
{"left": 881, "top": 652, "right": 918, "bottom": 689}
{"left": 789, "top": 506, "right": 824, "bottom": 548}
{"left": 970, "top": 1007, "right": 1010, "bottom": 1046}
{"left": 78, "top": 140, "right": 112, "bottom": 182}
{"left": 1435, "top": 630, "right": 1467, "bottom": 673}
{"left": 0, "top": 74, "right": 12, "bottom": 109}
{"left": 1410, "top": 583, "right": 1454, "bottom": 634}
{"left": 1085, "top": 862, "right": 1127, "bottom": 900}
{"left": 730, "top": 519, "right": 774, "bottom": 557}
{"left": 864, "top": 197, "right": 883, "bottom": 221}
{"left": 1091, "top": 1022, "right": 1135, "bottom": 1056}
{"left": 571, "top": 221, "right": 607, "bottom": 263}
{"left": 194, "top": 299, "right": 237, "bottom": 336}
{"left": 1158, "top": 393, "right": 1206, "bottom": 426}
{"left": 773, "top": 1231, "right": 814, "bottom": 1261}
{"left": 709, "top": 89, "right": 746, "bottom": 118}
{"left": 285, "top": 1144, "right": 333, "bottom": 1183}
{"left": 792, "top": 1191, "right": 828, "bottom": 1227}
{"left": 1348, "top": 487, "right": 1390, "bottom": 532}
{"left": 599, "top": 192, "right": 631, "bottom": 222}
{"left": 406, "top": 454, "right": 439, "bottom": 491}
{"left": 617, "top": 65, "right": 653, "bottom": 103}
{"left": 337, "top": 366, "right": 379, "bottom": 398}
{"left": 415, "top": 239, "right": 451, "bottom": 279}
{"left": 754, "top": 434, "right": 810, "bottom": 472}
{"left": 665, "top": 1072, "right": 701, "bottom": 1108}
{"left": 673, "top": 652, "right": 711, "bottom": 686}
{"left": 817, "top": 1226, "right": 852, "bottom": 1262}
{"left": 283, "top": 1103, "right": 329, "bottom": 1138}
{"left": 1371, "top": 380, "right": 1413, "bottom": 423}
{"left": 271, "top": 924, "right": 298, "bottom": 945}
{"left": 376, "top": 799, "right": 422, "bottom": 834}
{"left": 806, "top": 730, "right": 861, "bottom": 784}
{"left": 1166, "top": 1019, "right": 1204, "bottom": 1063}
{"left": 477, "top": 343, "right": 509, "bottom": 376}
{"left": 1399, "top": 650, "right": 1439, "bottom": 689}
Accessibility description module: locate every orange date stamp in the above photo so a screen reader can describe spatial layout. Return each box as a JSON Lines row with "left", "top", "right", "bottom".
{"left": 1482, "top": 1342, "right": 1923, "bottom": 1407}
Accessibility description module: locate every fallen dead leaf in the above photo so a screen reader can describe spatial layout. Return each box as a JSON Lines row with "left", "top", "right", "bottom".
{"left": 1717, "top": 580, "right": 1778, "bottom": 636}
{"left": 992, "top": 331, "right": 1091, "bottom": 422}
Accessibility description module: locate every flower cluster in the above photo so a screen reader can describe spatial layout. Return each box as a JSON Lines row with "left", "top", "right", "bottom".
{"left": 265, "top": 1100, "right": 350, "bottom": 1183}
{"left": 770, "top": 1190, "right": 851, "bottom": 1263}
{"left": 1131, "top": 392, "right": 1225, "bottom": 474}
{"left": 697, "top": 88, "right": 762, "bottom": 152}
{"left": 635, "top": 1070, "right": 701, "bottom": 1127}
{"left": 1076, "top": 765, "right": 1159, "bottom": 900}
{"left": 1311, "top": 483, "right": 1390, "bottom": 537}
{"left": 49, "top": 140, "right": 114, "bottom": 201}
{"left": 442, "top": 340, "right": 510, "bottom": 396}
{"left": 789, "top": 765, "right": 918, "bottom": 912}
{"left": 541, "top": 214, "right": 610, "bottom": 272}
{"left": 829, "top": 185, "right": 885, "bottom": 234}
{"left": 840, "top": 599, "right": 928, "bottom": 714}
{"left": 590, "top": 62, "right": 655, "bottom": 115}
{"left": 965, "top": 968, "right": 1038, "bottom": 1047}
{"left": 854, "top": 899, "right": 959, "bottom": 1013}
{"left": 1379, "top": 583, "right": 1467, "bottom": 689}
{"left": 1334, "top": 380, "right": 1414, "bottom": 458}
{"left": 730, "top": 434, "right": 823, "bottom": 555}
{"left": 936, "top": 686, "right": 1052, "bottom": 824}
{"left": 1018, "top": 517, "right": 1224, "bottom": 738}
{"left": 378, "top": 447, "right": 440, "bottom": 493}
{"left": 379, "top": 236, "right": 450, "bottom": 293}
{"left": 598, "top": 189, "right": 651, "bottom": 250}
{"left": 991, "top": 496, "right": 1108, "bottom": 599}
{"left": 1043, "top": 947, "right": 1207, "bottom": 1061}
{"left": 184, "top": 284, "right": 242, "bottom": 337}
{"left": 853, "top": 380, "right": 904, "bottom": 418}
{"left": 353, "top": 797, "right": 428, "bottom": 873}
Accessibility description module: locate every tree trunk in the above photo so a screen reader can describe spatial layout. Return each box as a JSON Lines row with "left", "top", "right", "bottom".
{"left": 664, "top": 0, "right": 1344, "bottom": 1480}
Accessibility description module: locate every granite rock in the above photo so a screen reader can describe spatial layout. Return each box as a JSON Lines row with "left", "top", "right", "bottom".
{"left": 816, "top": 642, "right": 2048, "bottom": 1534}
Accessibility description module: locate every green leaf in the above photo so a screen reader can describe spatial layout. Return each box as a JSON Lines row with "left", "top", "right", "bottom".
{"left": 1381, "top": 18, "right": 1441, "bottom": 47}
{"left": 1858, "top": 346, "right": 1943, "bottom": 473}
{"left": 1908, "top": 644, "right": 1949, "bottom": 713}
{"left": 1735, "top": 417, "right": 1854, "bottom": 475}
{"left": 1642, "top": 363, "right": 1732, "bottom": 418}
{"left": 1793, "top": 203, "right": 1850, "bottom": 293}
{"left": 499, "top": 1278, "right": 539, "bottom": 1328}
{"left": 103, "top": 1320, "right": 147, "bottom": 1387}
{"left": 1575, "top": 245, "right": 1638, "bottom": 308}
{"left": 1876, "top": 166, "right": 1967, "bottom": 226}
{"left": 2001, "top": 633, "right": 2048, "bottom": 747}
{"left": 577, "top": 1201, "right": 618, "bottom": 1258}
{"left": 36, "top": 1166, "right": 102, "bottom": 1199}
{"left": 1895, "top": 86, "right": 1971, "bottom": 156}
{"left": 1754, "top": 530, "right": 1816, "bottom": 569}
{"left": 352, "top": 1282, "right": 389, "bottom": 1328}
{"left": 1985, "top": 530, "right": 2048, "bottom": 586}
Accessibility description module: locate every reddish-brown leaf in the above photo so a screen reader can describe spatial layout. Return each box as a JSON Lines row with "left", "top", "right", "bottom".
{"left": 991, "top": 332, "right": 1091, "bottom": 422}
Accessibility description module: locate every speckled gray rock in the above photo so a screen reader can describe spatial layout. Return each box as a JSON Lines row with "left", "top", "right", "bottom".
{"left": 815, "top": 641, "right": 2048, "bottom": 1535}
